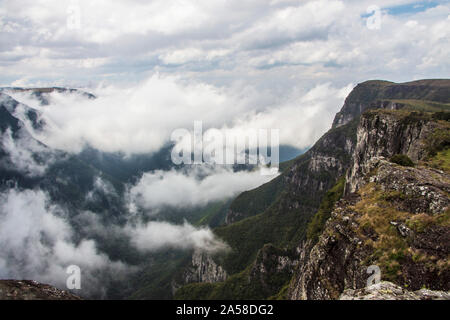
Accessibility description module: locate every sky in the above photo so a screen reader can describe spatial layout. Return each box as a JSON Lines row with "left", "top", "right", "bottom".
{"left": 0, "top": 0, "right": 448, "bottom": 90}
{"left": 2, "top": 0, "right": 448, "bottom": 155}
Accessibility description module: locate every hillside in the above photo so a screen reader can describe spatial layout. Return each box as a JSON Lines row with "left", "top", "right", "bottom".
{"left": 289, "top": 110, "right": 449, "bottom": 299}
{"left": 0, "top": 280, "right": 81, "bottom": 300}
{"left": 174, "top": 79, "right": 450, "bottom": 300}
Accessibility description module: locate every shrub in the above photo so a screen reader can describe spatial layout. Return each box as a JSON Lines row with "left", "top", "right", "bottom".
{"left": 432, "top": 111, "right": 450, "bottom": 121}
{"left": 390, "top": 154, "right": 414, "bottom": 167}
{"left": 425, "top": 127, "right": 450, "bottom": 157}
{"left": 306, "top": 177, "right": 345, "bottom": 243}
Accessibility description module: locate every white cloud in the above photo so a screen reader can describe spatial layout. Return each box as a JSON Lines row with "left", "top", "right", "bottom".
{"left": 128, "top": 221, "right": 228, "bottom": 253}
{"left": 8, "top": 75, "right": 352, "bottom": 155}
{"left": 0, "top": 0, "right": 447, "bottom": 86}
{"left": 0, "top": 128, "right": 51, "bottom": 177}
{"left": 11, "top": 74, "right": 248, "bottom": 154}
{"left": 0, "top": 187, "right": 229, "bottom": 295}
{"left": 128, "top": 166, "right": 277, "bottom": 210}
{"left": 0, "top": 188, "right": 128, "bottom": 296}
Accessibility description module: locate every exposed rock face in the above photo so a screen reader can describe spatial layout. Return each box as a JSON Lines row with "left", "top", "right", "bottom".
{"left": 188, "top": 250, "right": 228, "bottom": 284}
{"left": 288, "top": 195, "right": 370, "bottom": 300}
{"left": 288, "top": 110, "right": 450, "bottom": 300}
{"left": 340, "top": 281, "right": 450, "bottom": 300}
{"left": 367, "top": 158, "right": 449, "bottom": 214}
{"left": 346, "top": 110, "right": 435, "bottom": 193}
{"left": 225, "top": 209, "right": 244, "bottom": 225}
{"left": 279, "top": 120, "right": 356, "bottom": 216}
{"left": 173, "top": 250, "right": 228, "bottom": 294}
{"left": 0, "top": 280, "right": 81, "bottom": 300}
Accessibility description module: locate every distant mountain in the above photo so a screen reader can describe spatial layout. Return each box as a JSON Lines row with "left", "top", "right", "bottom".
{"left": 332, "top": 79, "right": 450, "bottom": 128}
{"left": 0, "top": 87, "right": 95, "bottom": 105}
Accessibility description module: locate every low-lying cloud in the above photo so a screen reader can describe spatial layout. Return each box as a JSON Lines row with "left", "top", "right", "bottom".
{"left": 9, "top": 75, "right": 352, "bottom": 156}
{"left": 128, "top": 166, "right": 277, "bottom": 211}
{"left": 0, "top": 187, "right": 229, "bottom": 297}
{"left": 0, "top": 128, "right": 52, "bottom": 177}
{"left": 0, "top": 188, "right": 127, "bottom": 296}
{"left": 128, "top": 221, "right": 228, "bottom": 253}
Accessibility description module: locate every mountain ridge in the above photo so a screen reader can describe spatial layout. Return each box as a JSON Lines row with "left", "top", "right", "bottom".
{"left": 174, "top": 78, "right": 450, "bottom": 300}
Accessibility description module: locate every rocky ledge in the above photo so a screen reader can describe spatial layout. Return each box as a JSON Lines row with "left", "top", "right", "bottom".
{"left": 340, "top": 281, "right": 450, "bottom": 300}
{"left": 0, "top": 280, "right": 81, "bottom": 300}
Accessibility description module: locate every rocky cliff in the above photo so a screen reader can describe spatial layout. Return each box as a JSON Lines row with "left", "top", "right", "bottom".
{"left": 346, "top": 110, "right": 438, "bottom": 193}
{"left": 174, "top": 244, "right": 298, "bottom": 300}
{"left": 176, "top": 79, "right": 450, "bottom": 300}
{"left": 172, "top": 250, "right": 228, "bottom": 294}
{"left": 288, "top": 110, "right": 449, "bottom": 300}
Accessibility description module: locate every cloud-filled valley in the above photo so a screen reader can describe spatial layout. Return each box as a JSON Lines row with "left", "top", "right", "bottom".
{"left": 0, "top": 88, "right": 293, "bottom": 297}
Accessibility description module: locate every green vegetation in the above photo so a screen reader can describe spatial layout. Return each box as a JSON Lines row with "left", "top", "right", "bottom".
{"left": 306, "top": 177, "right": 345, "bottom": 243}
{"left": 390, "top": 154, "right": 415, "bottom": 167}
{"left": 355, "top": 183, "right": 449, "bottom": 284}
{"left": 130, "top": 250, "right": 192, "bottom": 300}
{"left": 195, "top": 200, "right": 231, "bottom": 228}
{"left": 214, "top": 194, "right": 312, "bottom": 275}
{"left": 387, "top": 99, "right": 450, "bottom": 113}
{"left": 268, "top": 283, "right": 290, "bottom": 300}
{"left": 432, "top": 111, "right": 450, "bottom": 121}
{"left": 425, "top": 124, "right": 450, "bottom": 157}
{"left": 227, "top": 173, "right": 287, "bottom": 223}
{"left": 175, "top": 245, "right": 294, "bottom": 300}
{"left": 341, "top": 80, "right": 450, "bottom": 120}
{"left": 428, "top": 148, "right": 450, "bottom": 173}
{"left": 176, "top": 116, "right": 360, "bottom": 300}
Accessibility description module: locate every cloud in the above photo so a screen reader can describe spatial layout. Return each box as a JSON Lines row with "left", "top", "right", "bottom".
{"left": 0, "top": 187, "right": 229, "bottom": 296}
{"left": 128, "top": 166, "right": 277, "bottom": 211}
{"left": 0, "top": 0, "right": 448, "bottom": 86}
{"left": 127, "top": 221, "right": 228, "bottom": 253}
{"left": 214, "top": 82, "right": 354, "bottom": 149}
{"left": 8, "top": 74, "right": 352, "bottom": 156}
{"left": 0, "top": 128, "right": 52, "bottom": 177}
{"left": 9, "top": 75, "right": 249, "bottom": 154}
{"left": 0, "top": 188, "right": 128, "bottom": 297}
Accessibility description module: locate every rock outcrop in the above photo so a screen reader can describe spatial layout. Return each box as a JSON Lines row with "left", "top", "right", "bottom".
{"left": 0, "top": 280, "right": 81, "bottom": 300}
{"left": 288, "top": 110, "right": 450, "bottom": 300}
{"left": 186, "top": 250, "right": 228, "bottom": 284}
{"left": 340, "top": 281, "right": 450, "bottom": 300}
{"left": 172, "top": 250, "right": 228, "bottom": 295}
{"left": 346, "top": 110, "right": 436, "bottom": 193}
